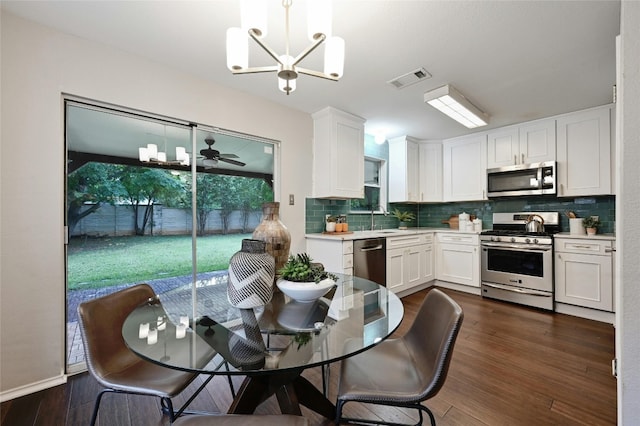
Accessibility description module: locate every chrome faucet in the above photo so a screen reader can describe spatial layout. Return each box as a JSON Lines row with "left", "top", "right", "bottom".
{"left": 370, "top": 205, "right": 388, "bottom": 230}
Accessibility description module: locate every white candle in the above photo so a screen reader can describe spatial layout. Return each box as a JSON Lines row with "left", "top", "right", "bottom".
{"left": 176, "top": 324, "right": 187, "bottom": 339}
{"left": 157, "top": 316, "right": 166, "bottom": 331}
{"left": 147, "top": 328, "right": 158, "bottom": 345}
{"left": 139, "top": 323, "right": 149, "bottom": 339}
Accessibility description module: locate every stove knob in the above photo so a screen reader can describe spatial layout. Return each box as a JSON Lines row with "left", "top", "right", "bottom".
{"left": 525, "top": 238, "right": 531, "bottom": 244}
{"left": 533, "top": 238, "right": 539, "bottom": 244}
{"left": 510, "top": 237, "right": 516, "bottom": 243}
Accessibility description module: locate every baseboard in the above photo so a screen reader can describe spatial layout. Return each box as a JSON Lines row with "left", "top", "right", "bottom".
{"left": 555, "top": 302, "right": 615, "bottom": 324}
{"left": 0, "top": 374, "right": 67, "bottom": 403}
{"left": 434, "top": 280, "right": 482, "bottom": 296}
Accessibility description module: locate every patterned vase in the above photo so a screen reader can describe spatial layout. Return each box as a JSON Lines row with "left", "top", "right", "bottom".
{"left": 252, "top": 202, "right": 291, "bottom": 276}
{"left": 227, "top": 239, "right": 275, "bottom": 308}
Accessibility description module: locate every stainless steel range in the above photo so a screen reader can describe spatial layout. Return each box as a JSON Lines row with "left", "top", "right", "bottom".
{"left": 480, "top": 212, "right": 560, "bottom": 311}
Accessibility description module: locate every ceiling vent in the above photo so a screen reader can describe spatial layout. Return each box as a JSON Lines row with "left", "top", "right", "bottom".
{"left": 387, "top": 67, "right": 432, "bottom": 89}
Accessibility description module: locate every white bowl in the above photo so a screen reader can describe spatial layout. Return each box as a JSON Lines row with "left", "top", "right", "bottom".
{"left": 276, "top": 278, "right": 336, "bottom": 303}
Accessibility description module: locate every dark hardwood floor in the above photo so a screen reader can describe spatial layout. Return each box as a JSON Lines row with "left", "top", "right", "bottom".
{"left": 1, "top": 287, "right": 617, "bottom": 426}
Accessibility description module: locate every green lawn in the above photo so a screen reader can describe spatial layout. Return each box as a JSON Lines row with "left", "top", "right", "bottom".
{"left": 67, "top": 234, "right": 250, "bottom": 290}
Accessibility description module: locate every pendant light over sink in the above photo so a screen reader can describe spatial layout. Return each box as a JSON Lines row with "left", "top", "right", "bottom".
{"left": 226, "top": 0, "right": 345, "bottom": 95}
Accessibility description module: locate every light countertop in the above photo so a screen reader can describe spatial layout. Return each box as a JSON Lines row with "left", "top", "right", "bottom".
{"left": 554, "top": 232, "right": 616, "bottom": 240}
{"left": 306, "top": 227, "right": 481, "bottom": 241}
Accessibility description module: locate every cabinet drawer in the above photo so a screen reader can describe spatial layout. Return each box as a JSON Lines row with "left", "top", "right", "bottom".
{"left": 555, "top": 238, "right": 613, "bottom": 255}
{"left": 387, "top": 234, "right": 423, "bottom": 249}
{"left": 342, "top": 240, "right": 353, "bottom": 255}
{"left": 436, "top": 232, "right": 479, "bottom": 245}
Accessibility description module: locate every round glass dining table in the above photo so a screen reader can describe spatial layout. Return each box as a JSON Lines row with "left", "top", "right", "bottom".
{"left": 122, "top": 273, "right": 404, "bottom": 418}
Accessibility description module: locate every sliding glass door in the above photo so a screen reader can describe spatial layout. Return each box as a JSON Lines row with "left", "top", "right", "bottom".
{"left": 65, "top": 100, "right": 275, "bottom": 371}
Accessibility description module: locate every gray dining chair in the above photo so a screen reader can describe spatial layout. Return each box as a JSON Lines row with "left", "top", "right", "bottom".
{"left": 172, "top": 414, "right": 308, "bottom": 426}
{"left": 334, "top": 288, "right": 464, "bottom": 426}
{"left": 77, "top": 283, "right": 214, "bottom": 425}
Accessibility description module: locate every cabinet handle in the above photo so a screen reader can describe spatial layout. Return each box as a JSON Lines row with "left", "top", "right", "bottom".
{"left": 605, "top": 247, "right": 616, "bottom": 253}
{"left": 521, "top": 153, "right": 525, "bottom": 164}
{"left": 514, "top": 155, "right": 517, "bottom": 165}
{"left": 573, "top": 245, "right": 593, "bottom": 249}
{"left": 560, "top": 183, "right": 564, "bottom": 196}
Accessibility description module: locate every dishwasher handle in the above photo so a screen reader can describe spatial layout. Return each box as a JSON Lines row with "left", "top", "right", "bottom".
{"left": 359, "top": 244, "right": 384, "bottom": 252}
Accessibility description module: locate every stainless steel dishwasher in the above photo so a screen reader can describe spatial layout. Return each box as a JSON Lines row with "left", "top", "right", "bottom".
{"left": 353, "top": 238, "right": 387, "bottom": 286}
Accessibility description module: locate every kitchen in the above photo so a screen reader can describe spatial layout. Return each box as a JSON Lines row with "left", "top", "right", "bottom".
{"left": 1, "top": 1, "right": 639, "bottom": 424}
{"left": 305, "top": 103, "right": 616, "bottom": 325}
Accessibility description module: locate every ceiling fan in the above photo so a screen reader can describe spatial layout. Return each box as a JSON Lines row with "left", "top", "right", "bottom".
{"left": 199, "top": 136, "right": 246, "bottom": 168}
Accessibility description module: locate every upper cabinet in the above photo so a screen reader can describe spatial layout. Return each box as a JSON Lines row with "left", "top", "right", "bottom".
{"left": 388, "top": 136, "right": 420, "bottom": 202}
{"left": 311, "top": 107, "right": 365, "bottom": 199}
{"left": 487, "top": 118, "right": 556, "bottom": 168}
{"left": 443, "top": 133, "right": 487, "bottom": 201}
{"left": 556, "top": 105, "right": 613, "bottom": 197}
{"left": 418, "top": 142, "right": 443, "bottom": 202}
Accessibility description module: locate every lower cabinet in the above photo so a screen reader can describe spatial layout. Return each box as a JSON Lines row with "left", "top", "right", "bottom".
{"left": 435, "top": 233, "right": 480, "bottom": 288}
{"left": 306, "top": 238, "right": 354, "bottom": 275}
{"left": 386, "top": 233, "right": 434, "bottom": 294}
{"left": 554, "top": 236, "right": 615, "bottom": 312}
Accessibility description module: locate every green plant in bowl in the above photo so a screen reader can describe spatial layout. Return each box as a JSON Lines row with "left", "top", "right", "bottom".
{"left": 278, "top": 253, "right": 337, "bottom": 283}
{"left": 390, "top": 209, "right": 416, "bottom": 223}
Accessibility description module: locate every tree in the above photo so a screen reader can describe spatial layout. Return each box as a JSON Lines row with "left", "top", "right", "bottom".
{"left": 67, "top": 163, "right": 122, "bottom": 235}
{"left": 118, "top": 166, "right": 184, "bottom": 235}
{"left": 238, "top": 178, "right": 273, "bottom": 232}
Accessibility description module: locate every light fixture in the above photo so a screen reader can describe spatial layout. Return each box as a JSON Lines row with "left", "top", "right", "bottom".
{"left": 138, "top": 144, "right": 190, "bottom": 166}
{"left": 226, "top": 0, "right": 345, "bottom": 95}
{"left": 423, "top": 84, "right": 489, "bottom": 128}
{"left": 373, "top": 131, "right": 387, "bottom": 145}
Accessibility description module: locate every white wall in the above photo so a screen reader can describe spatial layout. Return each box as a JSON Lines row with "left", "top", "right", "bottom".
{"left": 0, "top": 12, "right": 312, "bottom": 397}
{"left": 617, "top": 2, "right": 640, "bottom": 424}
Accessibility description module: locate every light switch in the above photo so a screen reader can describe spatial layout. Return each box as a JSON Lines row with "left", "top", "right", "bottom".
{"left": 289, "top": 194, "right": 295, "bottom": 205}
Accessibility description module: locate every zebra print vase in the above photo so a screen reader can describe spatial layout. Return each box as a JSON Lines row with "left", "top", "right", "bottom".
{"left": 227, "top": 239, "right": 275, "bottom": 308}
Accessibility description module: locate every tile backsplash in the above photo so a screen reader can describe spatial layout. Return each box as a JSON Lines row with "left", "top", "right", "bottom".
{"left": 305, "top": 195, "right": 615, "bottom": 234}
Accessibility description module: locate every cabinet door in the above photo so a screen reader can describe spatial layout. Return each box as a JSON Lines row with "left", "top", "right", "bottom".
{"left": 405, "top": 246, "right": 423, "bottom": 287}
{"left": 388, "top": 137, "right": 419, "bottom": 202}
{"left": 443, "top": 134, "right": 487, "bottom": 201}
{"left": 420, "top": 243, "right": 435, "bottom": 283}
{"left": 436, "top": 243, "right": 480, "bottom": 287}
{"left": 418, "top": 142, "right": 443, "bottom": 202}
{"left": 519, "top": 118, "right": 556, "bottom": 164}
{"left": 555, "top": 252, "right": 613, "bottom": 311}
{"left": 386, "top": 247, "right": 406, "bottom": 292}
{"left": 487, "top": 127, "right": 519, "bottom": 168}
{"left": 312, "top": 107, "right": 365, "bottom": 199}
{"left": 556, "top": 106, "right": 611, "bottom": 197}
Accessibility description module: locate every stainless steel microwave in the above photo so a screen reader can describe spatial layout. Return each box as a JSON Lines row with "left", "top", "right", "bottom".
{"left": 487, "top": 161, "right": 556, "bottom": 198}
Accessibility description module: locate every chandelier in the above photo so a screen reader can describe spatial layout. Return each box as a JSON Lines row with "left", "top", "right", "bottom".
{"left": 226, "top": 0, "right": 345, "bottom": 95}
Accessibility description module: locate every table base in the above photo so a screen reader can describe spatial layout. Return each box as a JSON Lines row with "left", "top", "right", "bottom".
{"left": 228, "top": 368, "right": 336, "bottom": 419}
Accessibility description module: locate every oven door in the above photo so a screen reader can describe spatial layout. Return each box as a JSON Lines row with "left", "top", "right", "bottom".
{"left": 481, "top": 242, "right": 553, "bottom": 292}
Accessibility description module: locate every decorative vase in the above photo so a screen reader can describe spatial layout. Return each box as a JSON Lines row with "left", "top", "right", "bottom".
{"left": 252, "top": 202, "right": 291, "bottom": 275}
{"left": 227, "top": 239, "right": 275, "bottom": 308}
{"left": 586, "top": 227, "right": 597, "bottom": 236}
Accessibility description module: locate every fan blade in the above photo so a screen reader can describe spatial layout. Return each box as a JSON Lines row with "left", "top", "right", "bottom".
{"left": 218, "top": 157, "right": 246, "bottom": 167}
{"left": 219, "top": 153, "right": 240, "bottom": 159}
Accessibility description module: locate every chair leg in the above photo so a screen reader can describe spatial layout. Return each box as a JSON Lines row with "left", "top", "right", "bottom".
{"left": 335, "top": 399, "right": 436, "bottom": 426}
{"left": 89, "top": 389, "right": 113, "bottom": 426}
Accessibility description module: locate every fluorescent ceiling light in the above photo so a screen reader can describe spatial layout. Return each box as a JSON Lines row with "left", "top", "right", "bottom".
{"left": 423, "top": 85, "right": 489, "bottom": 128}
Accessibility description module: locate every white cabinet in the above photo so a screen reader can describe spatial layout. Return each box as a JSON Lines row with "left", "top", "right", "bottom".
{"left": 435, "top": 233, "right": 480, "bottom": 287}
{"left": 418, "top": 142, "right": 443, "bottom": 202}
{"left": 386, "top": 233, "right": 434, "bottom": 294}
{"left": 311, "top": 107, "right": 365, "bottom": 199}
{"left": 487, "top": 119, "right": 556, "bottom": 168}
{"left": 388, "top": 136, "right": 420, "bottom": 202}
{"left": 443, "top": 133, "right": 487, "bottom": 201}
{"left": 554, "top": 236, "right": 615, "bottom": 312}
{"left": 306, "top": 238, "right": 354, "bottom": 275}
{"left": 556, "top": 105, "right": 612, "bottom": 197}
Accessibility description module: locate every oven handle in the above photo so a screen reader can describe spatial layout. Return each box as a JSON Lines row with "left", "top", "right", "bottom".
{"left": 483, "top": 282, "right": 552, "bottom": 297}
{"left": 481, "top": 242, "right": 552, "bottom": 251}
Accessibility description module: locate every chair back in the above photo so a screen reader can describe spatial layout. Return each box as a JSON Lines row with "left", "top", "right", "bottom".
{"left": 77, "top": 284, "right": 155, "bottom": 382}
{"left": 404, "top": 288, "right": 464, "bottom": 401}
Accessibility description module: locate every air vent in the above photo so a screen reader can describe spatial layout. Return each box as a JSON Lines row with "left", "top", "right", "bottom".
{"left": 387, "top": 67, "right": 432, "bottom": 89}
